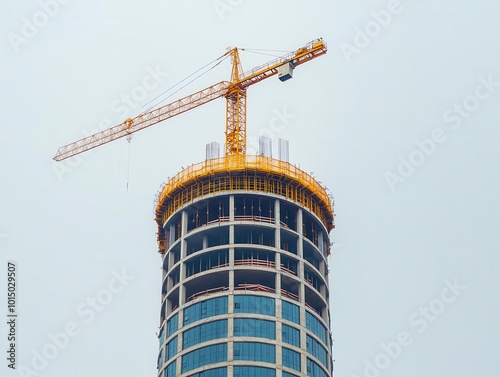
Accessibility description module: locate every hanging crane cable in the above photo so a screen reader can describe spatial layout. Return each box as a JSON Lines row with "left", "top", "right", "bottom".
{"left": 126, "top": 133, "right": 132, "bottom": 192}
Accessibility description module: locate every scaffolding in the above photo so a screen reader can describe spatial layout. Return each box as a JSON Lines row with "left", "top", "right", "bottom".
{"left": 155, "top": 155, "right": 334, "bottom": 254}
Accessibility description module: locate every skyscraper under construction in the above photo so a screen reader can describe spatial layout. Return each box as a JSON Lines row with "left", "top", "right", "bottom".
{"left": 155, "top": 146, "right": 334, "bottom": 377}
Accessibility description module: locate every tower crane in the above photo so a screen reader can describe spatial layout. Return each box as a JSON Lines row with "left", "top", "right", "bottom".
{"left": 53, "top": 38, "right": 327, "bottom": 162}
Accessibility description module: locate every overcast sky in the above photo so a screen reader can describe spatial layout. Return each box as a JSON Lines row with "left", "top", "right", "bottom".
{"left": 1, "top": 1, "right": 500, "bottom": 377}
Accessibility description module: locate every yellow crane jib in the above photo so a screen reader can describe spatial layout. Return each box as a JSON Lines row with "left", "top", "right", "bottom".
{"left": 53, "top": 38, "right": 327, "bottom": 162}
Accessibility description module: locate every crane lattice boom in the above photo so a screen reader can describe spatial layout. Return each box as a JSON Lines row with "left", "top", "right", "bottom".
{"left": 54, "top": 38, "right": 327, "bottom": 161}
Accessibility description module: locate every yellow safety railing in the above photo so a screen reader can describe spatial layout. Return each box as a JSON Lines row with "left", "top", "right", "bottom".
{"left": 155, "top": 155, "right": 335, "bottom": 253}
{"left": 157, "top": 155, "right": 332, "bottom": 210}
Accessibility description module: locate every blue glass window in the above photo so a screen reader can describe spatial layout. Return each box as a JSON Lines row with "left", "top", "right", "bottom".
{"left": 283, "top": 372, "right": 300, "bottom": 377}
{"left": 233, "top": 342, "right": 275, "bottom": 363}
{"left": 282, "top": 301, "right": 300, "bottom": 323}
{"left": 307, "top": 358, "right": 328, "bottom": 377}
{"left": 307, "top": 334, "right": 327, "bottom": 367}
{"left": 181, "top": 343, "right": 227, "bottom": 373}
{"left": 234, "top": 295, "right": 275, "bottom": 316}
{"left": 166, "top": 336, "right": 177, "bottom": 361}
{"left": 187, "top": 367, "right": 227, "bottom": 377}
{"left": 157, "top": 349, "right": 163, "bottom": 369}
{"left": 183, "top": 320, "right": 228, "bottom": 349}
{"left": 233, "top": 318, "right": 275, "bottom": 339}
{"left": 167, "top": 313, "right": 178, "bottom": 338}
{"left": 164, "top": 360, "right": 176, "bottom": 377}
{"left": 184, "top": 297, "right": 228, "bottom": 326}
{"left": 158, "top": 327, "right": 165, "bottom": 347}
{"left": 306, "top": 311, "right": 327, "bottom": 345}
{"left": 282, "top": 347, "right": 301, "bottom": 371}
{"left": 282, "top": 324, "right": 300, "bottom": 347}
{"left": 233, "top": 366, "right": 276, "bottom": 377}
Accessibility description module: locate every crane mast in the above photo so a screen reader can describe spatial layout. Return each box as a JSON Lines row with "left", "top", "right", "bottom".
{"left": 54, "top": 38, "right": 327, "bottom": 162}
{"left": 226, "top": 47, "right": 246, "bottom": 157}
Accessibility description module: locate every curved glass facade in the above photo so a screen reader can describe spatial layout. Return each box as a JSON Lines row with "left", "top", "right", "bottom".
{"left": 181, "top": 343, "right": 227, "bottom": 373}
{"left": 187, "top": 367, "right": 227, "bottom": 377}
{"left": 282, "top": 324, "right": 300, "bottom": 347}
{"left": 233, "top": 366, "right": 275, "bottom": 377}
{"left": 157, "top": 189, "right": 333, "bottom": 376}
{"left": 183, "top": 297, "right": 228, "bottom": 326}
{"left": 282, "top": 347, "right": 301, "bottom": 371}
{"left": 183, "top": 319, "right": 228, "bottom": 349}
{"left": 233, "top": 318, "right": 275, "bottom": 339}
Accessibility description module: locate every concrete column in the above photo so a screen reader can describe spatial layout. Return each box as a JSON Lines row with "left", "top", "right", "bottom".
{"left": 178, "top": 286, "right": 186, "bottom": 307}
{"left": 300, "top": 305, "right": 308, "bottom": 376}
{"left": 275, "top": 198, "right": 282, "bottom": 256}
{"left": 276, "top": 295, "right": 282, "bottom": 343}
{"left": 165, "top": 300, "right": 171, "bottom": 318}
{"left": 176, "top": 353, "right": 182, "bottom": 376}
{"left": 169, "top": 223, "right": 175, "bottom": 245}
{"left": 276, "top": 343, "right": 283, "bottom": 375}
{"left": 176, "top": 329, "right": 182, "bottom": 369}
{"left": 229, "top": 264, "right": 234, "bottom": 291}
{"left": 228, "top": 294, "right": 234, "bottom": 314}
{"left": 297, "top": 208, "right": 303, "bottom": 258}
{"left": 275, "top": 198, "right": 281, "bottom": 226}
{"left": 167, "top": 223, "right": 176, "bottom": 271}
{"left": 229, "top": 196, "right": 235, "bottom": 246}
{"left": 275, "top": 200, "right": 282, "bottom": 296}
{"left": 162, "top": 256, "right": 168, "bottom": 282}
{"left": 318, "top": 229, "right": 324, "bottom": 257}
{"left": 180, "top": 210, "right": 188, "bottom": 259}
{"left": 228, "top": 294, "right": 234, "bottom": 364}
{"left": 299, "top": 270, "right": 305, "bottom": 305}
{"left": 229, "top": 195, "right": 235, "bottom": 221}
{"left": 229, "top": 224, "right": 234, "bottom": 245}
{"left": 296, "top": 207, "right": 305, "bottom": 305}
{"left": 229, "top": 196, "right": 235, "bottom": 295}
{"left": 228, "top": 318, "right": 234, "bottom": 362}
{"left": 177, "top": 211, "right": 187, "bottom": 307}
{"left": 275, "top": 263, "right": 282, "bottom": 296}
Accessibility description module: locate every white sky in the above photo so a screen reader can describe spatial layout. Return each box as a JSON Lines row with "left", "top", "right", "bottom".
{"left": 1, "top": 1, "right": 500, "bottom": 377}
